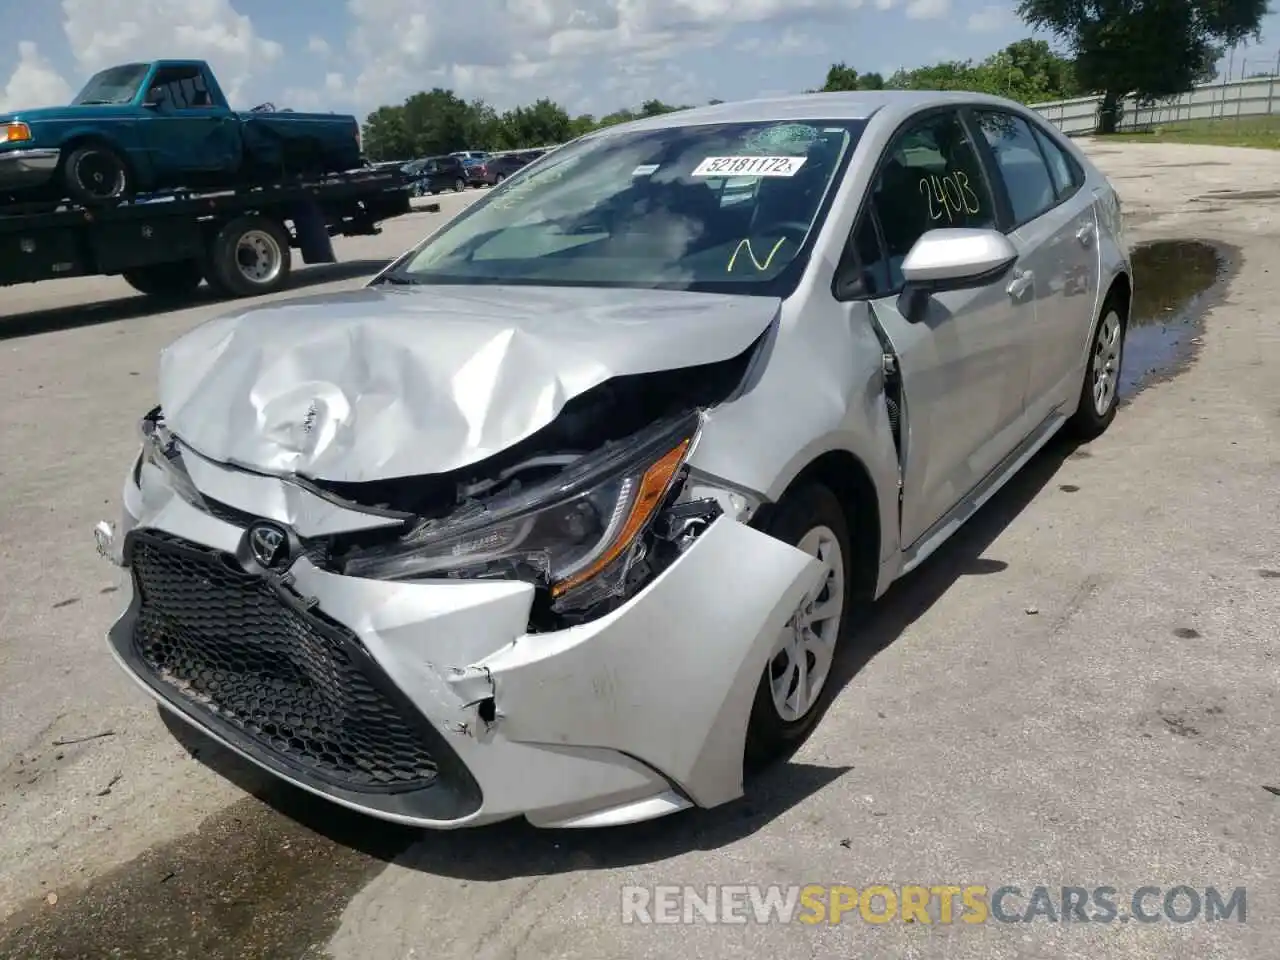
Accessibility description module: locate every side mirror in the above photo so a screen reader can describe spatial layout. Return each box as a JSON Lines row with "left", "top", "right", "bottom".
{"left": 900, "top": 228, "right": 1017, "bottom": 289}
{"left": 897, "top": 228, "right": 1018, "bottom": 321}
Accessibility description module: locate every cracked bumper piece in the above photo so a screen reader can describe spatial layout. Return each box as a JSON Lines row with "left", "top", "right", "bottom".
{"left": 101, "top": 491, "right": 820, "bottom": 829}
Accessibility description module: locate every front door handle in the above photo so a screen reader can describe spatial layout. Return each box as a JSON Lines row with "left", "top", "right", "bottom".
{"left": 1076, "top": 223, "right": 1095, "bottom": 247}
{"left": 1007, "top": 268, "right": 1034, "bottom": 301}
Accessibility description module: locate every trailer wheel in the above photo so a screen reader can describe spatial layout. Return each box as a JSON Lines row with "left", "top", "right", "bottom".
{"left": 205, "top": 216, "right": 292, "bottom": 297}
{"left": 122, "top": 260, "right": 204, "bottom": 300}
{"left": 63, "top": 144, "right": 132, "bottom": 205}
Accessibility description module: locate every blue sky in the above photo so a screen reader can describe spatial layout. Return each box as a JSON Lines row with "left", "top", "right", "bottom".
{"left": 2, "top": 0, "right": 1278, "bottom": 121}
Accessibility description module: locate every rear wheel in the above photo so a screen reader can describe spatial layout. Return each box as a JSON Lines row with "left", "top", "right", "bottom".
{"left": 122, "top": 259, "right": 204, "bottom": 300}
{"left": 1066, "top": 299, "right": 1126, "bottom": 441}
{"left": 495, "top": 172, "right": 506, "bottom": 184}
{"left": 744, "top": 484, "right": 856, "bottom": 768}
{"left": 203, "top": 215, "right": 292, "bottom": 298}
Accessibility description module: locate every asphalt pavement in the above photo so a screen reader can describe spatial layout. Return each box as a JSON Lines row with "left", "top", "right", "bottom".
{"left": 0, "top": 148, "right": 1277, "bottom": 960}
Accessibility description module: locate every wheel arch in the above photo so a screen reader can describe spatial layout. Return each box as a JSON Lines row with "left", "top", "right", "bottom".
{"left": 1105, "top": 270, "right": 1132, "bottom": 318}
{"left": 751, "top": 447, "right": 883, "bottom": 606}
{"left": 58, "top": 133, "right": 144, "bottom": 186}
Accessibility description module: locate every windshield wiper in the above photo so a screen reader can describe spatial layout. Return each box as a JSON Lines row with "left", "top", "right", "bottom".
{"left": 75, "top": 99, "right": 118, "bottom": 105}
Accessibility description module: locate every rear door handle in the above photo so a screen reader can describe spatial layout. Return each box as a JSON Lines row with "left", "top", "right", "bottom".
{"left": 1007, "top": 269, "right": 1034, "bottom": 301}
{"left": 1076, "top": 223, "right": 1095, "bottom": 247}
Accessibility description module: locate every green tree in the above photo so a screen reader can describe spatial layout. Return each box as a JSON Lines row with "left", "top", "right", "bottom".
{"left": 1016, "top": 0, "right": 1269, "bottom": 132}
{"left": 361, "top": 105, "right": 414, "bottom": 162}
{"left": 819, "top": 63, "right": 887, "bottom": 91}
{"left": 402, "top": 88, "right": 473, "bottom": 154}
{"left": 495, "top": 97, "right": 574, "bottom": 148}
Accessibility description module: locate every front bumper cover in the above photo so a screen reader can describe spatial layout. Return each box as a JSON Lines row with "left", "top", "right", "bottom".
{"left": 98, "top": 461, "right": 821, "bottom": 829}
{"left": 0, "top": 147, "right": 59, "bottom": 191}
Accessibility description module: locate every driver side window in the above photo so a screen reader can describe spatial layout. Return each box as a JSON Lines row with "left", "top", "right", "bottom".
{"left": 869, "top": 110, "right": 996, "bottom": 290}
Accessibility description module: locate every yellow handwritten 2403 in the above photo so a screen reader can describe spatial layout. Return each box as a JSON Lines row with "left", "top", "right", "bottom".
{"left": 918, "top": 171, "right": 982, "bottom": 223}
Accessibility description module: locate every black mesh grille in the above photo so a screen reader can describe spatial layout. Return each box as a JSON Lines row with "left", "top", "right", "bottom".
{"left": 127, "top": 530, "right": 439, "bottom": 792}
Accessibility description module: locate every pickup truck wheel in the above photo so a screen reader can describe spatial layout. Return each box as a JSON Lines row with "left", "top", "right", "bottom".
{"left": 63, "top": 144, "right": 132, "bottom": 205}
{"left": 122, "top": 260, "right": 204, "bottom": 300}
{"left": 205, "top": 216, "right": 292, "bottom": 298}
{"left": 453, "top": 177, "right": 465, "bottom": 192}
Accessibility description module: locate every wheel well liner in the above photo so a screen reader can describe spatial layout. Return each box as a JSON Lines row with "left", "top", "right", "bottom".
{"left": 752, "top": 449, "right": 880, "bottom": 604}
{"left": 1105, "top": 271, "right": 1132, "bottom": 318}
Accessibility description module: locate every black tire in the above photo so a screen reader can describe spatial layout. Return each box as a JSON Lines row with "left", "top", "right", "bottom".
{"left": 1065, "top": 296, "right": 1127, "bottom": 441}
{"left": 495, "top": 173, "right": 506, "bottom": 184}
{"left": 453, "top": 177, "right": 465, "bottom": 192}
{"left": 744, "top": 483, "right": 857, "bottom": 768}
{"left": 203, "top": 215, "right": 292, "bottom": 298}
{"left": 63, "top": 143, "right": 132, "bottom": 205}
{"left": 122, "top": 260, "right": 204, "bottom": 300}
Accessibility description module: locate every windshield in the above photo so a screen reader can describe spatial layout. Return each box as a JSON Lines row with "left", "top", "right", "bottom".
{"left": 71, "top": 63, "right": 150, "bottom": 105}
{"left": 387, "top": 118, "right": 866, "bottom": 296}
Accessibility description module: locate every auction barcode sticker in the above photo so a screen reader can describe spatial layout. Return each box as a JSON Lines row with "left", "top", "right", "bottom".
{"left": 691, "top": 155, "right": 807, "bottom": 177}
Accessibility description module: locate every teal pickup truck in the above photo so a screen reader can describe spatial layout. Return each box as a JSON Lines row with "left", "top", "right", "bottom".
{"left": 0, "top": 59, "right": 363, "bottom": 206}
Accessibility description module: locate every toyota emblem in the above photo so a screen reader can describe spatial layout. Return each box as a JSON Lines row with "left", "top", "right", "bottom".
{"left": 247, "top": 522, "right": 290, "bottom": 569}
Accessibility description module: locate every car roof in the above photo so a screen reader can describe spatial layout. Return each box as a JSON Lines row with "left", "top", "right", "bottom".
{"left": 587, "top": 90, "right": 1032, "bottom": 136}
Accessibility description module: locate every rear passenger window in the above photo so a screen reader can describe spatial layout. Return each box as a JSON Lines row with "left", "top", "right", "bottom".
{"left": 872, "top": 110, "right": 997, "bottom": 289}
{"left": 1030, "top": 124, "right": 1080, "bottom": 200}
{"left": 973, "top": 111, "right": 1057, "bottom": 226}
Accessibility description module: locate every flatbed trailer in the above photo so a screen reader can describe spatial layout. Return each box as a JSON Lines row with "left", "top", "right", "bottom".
{"left": 0, "top": 167, "right": 422, "bottom": 302}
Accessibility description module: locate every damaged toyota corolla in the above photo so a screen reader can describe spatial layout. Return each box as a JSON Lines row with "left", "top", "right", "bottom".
{"left": 95, "top": 91, "right": 1131, "bottom": 829}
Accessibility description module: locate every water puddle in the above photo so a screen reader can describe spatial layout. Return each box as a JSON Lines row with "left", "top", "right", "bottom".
{"left": 1119, "top": 239, "right": 1228, "bottom": 401}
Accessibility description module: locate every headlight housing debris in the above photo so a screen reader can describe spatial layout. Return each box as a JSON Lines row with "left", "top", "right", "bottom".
{"left": 342, "top": 412, "right": 705, "bottom": 611}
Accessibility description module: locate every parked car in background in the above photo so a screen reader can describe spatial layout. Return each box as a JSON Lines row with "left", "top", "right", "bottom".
{"left": 0, "top": 59, "right": 362, "bottom": 206}
{"left": 474, "top": 150, "right": 542, "bottom": 186}
{"left": 96, "top": 91, "right": 1130, "bottom": 831}
{"left": 451, "top": 150, "right": 489, "bottom": 184}
{"left": 405, "top": 154, "right": 468, "bottom": 195}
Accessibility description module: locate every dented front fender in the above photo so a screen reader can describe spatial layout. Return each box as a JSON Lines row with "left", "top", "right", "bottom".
{"left": 474, "top": 517, "right": 823, "bottom": 809}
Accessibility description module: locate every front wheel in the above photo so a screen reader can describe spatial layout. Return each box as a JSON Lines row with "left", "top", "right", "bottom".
{"left": 453, "top": 177, "right": 465, "bottom": 192}
{"left": 203, "top": 215, "right": 292, "bottom": 298}
{"left": 1066, "top": 302, "right": 1126, "bottom": 441}
{"left": 744, "top": 483, "right": 855, "bottom": 768}
{"left": 495, "top": 173, "right": 506, "bottom": 184}
{"left": 63, "top": 143, "right": 132, "bottom": 205}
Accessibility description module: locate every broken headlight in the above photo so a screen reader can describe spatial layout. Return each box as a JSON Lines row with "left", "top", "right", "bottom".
{"left": 136, "top": 406, "right": 203, "bottom": 506}
{"left": 342, "top": 412, "right": 702, "bottom": 610}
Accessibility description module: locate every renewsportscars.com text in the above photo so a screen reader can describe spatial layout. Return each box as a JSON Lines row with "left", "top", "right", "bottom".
{"left": 621, "top": 884, "right": 1247, "bottom": 925}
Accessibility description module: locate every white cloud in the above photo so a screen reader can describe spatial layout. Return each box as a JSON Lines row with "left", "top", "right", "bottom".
{"left": 0, "top": 42, "right": 73, "bottom": 111}
{"left": 308, "top": 35, "right": 331, "bottom": 55}
{"left": 343, "top": 0, "right": 867, "bottom": 111}
{"left": 904, "top": 0, "right": 950, "bottom": 18}
{"left": 734, "top": 26, "right": 825, "bottom": 57}
{"left": 59, "top": 0, "right": 282, "bottom": 102}
{"left": 967, "top": 4, "right": 1010, "bottom": 31}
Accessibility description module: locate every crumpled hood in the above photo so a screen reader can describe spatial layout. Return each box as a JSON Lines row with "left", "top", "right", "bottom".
{"left": 160, "top": 284, "right": 780, "bottom": 483}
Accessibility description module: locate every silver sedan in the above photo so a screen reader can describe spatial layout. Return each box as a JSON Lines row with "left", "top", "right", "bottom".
{"left": 95, "top": 90, "right": 1130, "bottom": 830}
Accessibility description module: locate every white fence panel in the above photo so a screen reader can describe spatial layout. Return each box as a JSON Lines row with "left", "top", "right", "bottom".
{"left": 1030, "top": 75, "right": 1280, "bottom": 135}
